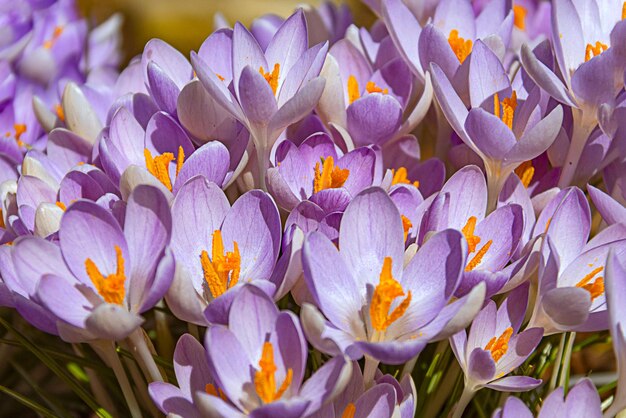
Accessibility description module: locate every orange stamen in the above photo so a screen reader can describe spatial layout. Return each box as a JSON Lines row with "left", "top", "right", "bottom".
{"left": 585, "top": 41, "right": 608, "bottom": 62}
{"left": 205, "top": 384, "right": 227, "bottom": 401}
{"left": 259, "top": 64, "right": 280, "bottom": 95}
{"left": 401, "top": 215, "right": 412, "bottom": 242}
{"left": 461, "top": 216, "right": 481, "bottom": 253}
{"left": 448, "top": 29, "right": 473, "bottom": 64}
{"left": 85, "top": 245, "right": 126, "bottom": 305}
{"left": 370, "top": 257, "right": 412, "bottom": 332}
{"left": 493, "top": 91, "right": 517, "bottom": 130}
{"left": 342, "top": 403, "right": 356, "bottom": 418}
{"left": 514, "top": 161, "right": 535, "bottom": 188}
{"left": 365, "top": 81, "right": 388, "bottom": 95}
{"left": 485, "top": 327, "right": 513, "bottom": 362}
{"left": 43, "top": 26, "right": 64, "bottom": 49}
{"left": 254, "top": 342, "right": 293, "bottom": 404}
{"left": 313, "top": 156, "right": 349, "bottom": 193}
{"left": 622, "top": 1, "right": 626, "bottom": 19}
{"left": 465, "top": 240, "right": 492, "bottom": 272}
{"left": 54, "top": 104, "right": 65, "bottom": 122}
{"left": 175, "top": 146, "right": 184, "bottom": 177}
{"left": 144, "top": 148, "right": 184, "bottom": 191}
{"left": 347, "top": 75, "right": 360, "bottom": 104}
{"left": 391, "top": 167, "right": 419, "bottom": 188}
{"left": 200, "top": 230, "right": 241, "bottom": 299}
{"left": 13, "top": 123, "right": 26, "bottom": 147}
{"left": 0, "top": 209, "right": 5, "bottom": 229}
{"left": 513, "top": 5, "right": 527, "bottom": 30}
{"left": 576, "top": 266, "right": 604, "bottom": 301}
{"left": 55, "top": 201, "right": 66, "bottom": 211}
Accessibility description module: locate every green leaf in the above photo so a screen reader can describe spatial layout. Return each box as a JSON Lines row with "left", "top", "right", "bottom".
{"left": 0, "top": 385, "right": 59, "bottom": 418}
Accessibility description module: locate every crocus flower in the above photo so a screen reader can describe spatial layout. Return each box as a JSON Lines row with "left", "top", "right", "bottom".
{"left": 195, "top": 284, "right": 352, "bottom": 418}
{"left": 166, "top": 176, "right": 281, "bottom": 325}
{"left": 431, "top": 40, "right": 563, "bottom": 211}
{"left": 11, "top": 185, "right": 174, "bottom": 342}
{"left": 266, "top": 132, "right": 378, "bottom": 212}
{"left": 520, "top": 0, "right": 626, "bottom": 187}
{"left": 191, "top": 10, "right": 328, "bottom": 190}
{"left": 301, "top": 187, "right": 485, "bottom": 367}
{"left": 604, "top": 251, "right": 626, "bottom": 417}
{"left": 588, "top": 184, "right": 626, "bottom": 227}
{"left": 450, "top": 284, "right": 543, "bottom": 418}
{"left": 493, "top": 378, "right": 602, "bottom": 418}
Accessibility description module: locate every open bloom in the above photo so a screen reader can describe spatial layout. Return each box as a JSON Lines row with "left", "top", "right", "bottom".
{"left": 11, "top": 185, "right": 174, "bottom": 342}
{"left": 301, "top": 187, "right": 485, "bottom": 365}
{"left": 431, "top": 40, "right": 563, "bottom": 210}
{"left": 166, "top": 176, "right": 281, "bottom": 325}
{"left": 191, "top": 10, "right": 328, "bottom": 189}
{"left": 451, "top": 284, "right": 543, "bottom": 399}
{"left": 196, "top": 285, "right": 352, "bottom": 417}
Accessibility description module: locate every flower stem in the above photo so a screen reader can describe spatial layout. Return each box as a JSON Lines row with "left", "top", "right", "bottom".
{"left": 558, "top": 332, "right": 576, "bottom": 394}
{"left": 451, "top": 385, "right": 475, "bottom": 418}
{"left": 558, "top": 109, "right": 595, "bottom": 188}
{"left": 91, "top": 340, "right": 142, "bottom": 418}
{"left": 187, "top": 323, "right": 200, "bottom": 341}
{"left": 549, "top": 333, "right": 566, "bottom": 391}
{"left": 127, "top": 328, "right": 163, "bottom": 383}
{"left": 363, "top": 356, "right": 380, "bottom": 389}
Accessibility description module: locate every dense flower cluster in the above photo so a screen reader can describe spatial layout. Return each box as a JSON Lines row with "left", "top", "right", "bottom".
{"left": 0, "top": 0, "right": 625, "bottom": 417}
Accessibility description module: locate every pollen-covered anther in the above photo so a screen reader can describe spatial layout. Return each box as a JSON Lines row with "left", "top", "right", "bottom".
{"left": 205, "top": 383, "right": 227, "bottom": 401}
{"left": 585, "top": 41, "right": 608, "bottom": 62}
{"left": 144, "top": 147, "right": 185, "bottom": 191}
{"left": 0, "top": 209, "right": 5, "bottom": 229}
{"left": 200, "top": 230, "right": 241, "bottom": 299}
{"left": 514, "top": 161, "right": 535, "bottom": 188}
{"left": 622, "top": 1, "right": 626, "bottom": 19}
{"left": 85, "top": 245, "right": 126, "bottom": 305}
{"left": 54, "top": 104, "right": 65, "bottom": 122}
{"left": 391, "top": 167, "right": 419, "bottom": 188}
{"left": 513, "top": 5, "right": 527, "bottom": 30}
{"left": 493, "top": 91, "right": 517, "bottom": 130}
{"left": 448, "top": 29, "right": 473, "bottom": 64}
{"left": 313, "top": 156, "right": 349, "bottom": 193}
{"left": 55, "top": 201, "right": 66, "bottom": 211}
{"left": 401, "top": 215, "right": 412, "bottom": 242}
{"left": 485, "top": 327, "right": 513, "bottom": 362}
{"left": 342, "top": 403, "right": 356, "bottom": 418}
{"left": 254, "top": 342, "right": 293, "bottom": 404}
{"left": 13, "top": 123, "right": 27, "bottom": 147}
{"left": 259, "top": 63, "right": 280, "bottom": 95}
{"left": 43, "top": 26, "right": 64, "bottom": 49}
{"left": 576, "top": 266, "right": 605, "bottom": 301}
{"left": 465, "top": 240, "right": 492, "bottom": 272}
{"left": 347, "top": 75, "right": 388, "bottom": 105}
{"left": 370, "top": 257, "right": 412, "bottom": 332}
{"left": 461, "top": 216, "right": 481, "bottom": 253}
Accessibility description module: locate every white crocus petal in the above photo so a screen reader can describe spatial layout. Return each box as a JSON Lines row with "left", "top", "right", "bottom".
{"left": 62, "top": 82, "right": 103, "bottom": 145}
{"left": 21, "top": 155, "right": 60, "bottom": 190}
{"left": 34, "top": 203, "right": 64, "bottom": 238}
{"left": 119, "top": 165, "right": 173, "bottom": 202}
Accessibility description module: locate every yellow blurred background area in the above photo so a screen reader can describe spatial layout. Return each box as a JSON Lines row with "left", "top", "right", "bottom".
{"left": 78, "top": 0, "right": 370, "bottom": 63}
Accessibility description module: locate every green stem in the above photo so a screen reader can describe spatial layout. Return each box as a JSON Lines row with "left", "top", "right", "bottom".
{"left": 363, "top": 356, "right": 380, "bottom": 389}
{"left": 549, "top": 333, "right": 566, "bottom": 391}
{"left": 452, "top": 386, "right": 475, "bottom": 418}
{"left": 187, "top": 323, "right": 200, "bottom": 341}
{"left": 127, "top": 328, "right": 163, "bottom": 383}
{"left": 558, "top": 332, "right": 576, "bottom": 394}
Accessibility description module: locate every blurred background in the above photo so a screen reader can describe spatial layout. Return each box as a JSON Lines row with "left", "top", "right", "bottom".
{"left": 77, "top": 0, "right": 372, "bottom": 64}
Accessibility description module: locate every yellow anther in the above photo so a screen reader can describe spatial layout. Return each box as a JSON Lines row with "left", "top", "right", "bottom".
{"left": 585, "top": 41, "right": 608, "bottom": 62}
{"left": 365, "top": 81, "right": 388, "bottom": 95}
{"left": 401, "top": 215, "right": 412, "bottom": 242}
{"left": 144, "top": 147, "right": 184, "bottom": 191}
{"left": 342, "top": 403, "right": 356, "bottom": 418}
{"left": 54, "top": 104, "right": 65, "bottom": 122}
{"left": 259, "top": 63, "right": 280, "bottom": 95}
{"left": 493, "top": 91, "right": 517, "bottom": 130}
{"left": 370, "top": 257, "right": 412, "bottom": 332}
{"left": 461, "top": 216, "right": 481, "bottom": 253}
{"left": 200, "top": 230, "right": 241, "bottom": 299}
{"left": 13, "top": 123, "right": 27, "bottom": 147}
{"left": 55, "top": 201, "right": 66, "bottom": 211}
{"left": 513, "top": 5, "right": 527, "bottom": 30}
{"left": 85, "top": 245, "right": 126, "bottom": 305}
{"left": 514, "top": 161, "right": 535, "bottom": 188}
{"left": 313, "top": 156, "right": 349, "bottom": 193}
{"left": 448, "top": 29, "right": 473, "bottom": 64}
{"left": 391, "top": 167, "right": 419, "bottom": 188}
{"left": 576, "top": 266, "right": 604, "bottom": 301}
{"left": 205, "top": 384, "right": 227, "bottom": 401}
{"left": 43, "top": 26, "right": 64, "bottom": 49}
{"left": 485, "top": 327, "right": 513, "bottom": 362}
{"left": 254, "top": 342, "right": 293, "bottom": 404}
{"left": 465, "top": 240, "right": 492, "bottom": 272}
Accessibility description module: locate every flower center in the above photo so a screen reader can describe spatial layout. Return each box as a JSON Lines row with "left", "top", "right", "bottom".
{"left": 575, "top": 266, "right": 604, "bottom": 301}
{"left": 5, "top": 123, "right": 27, "bottom": 147}
{"left": 144, "top": 146, "right": 185, "bottom": 191}
{"left": 313, "top": 156, "right": 349, "bottom": 193}
{"left": 259, "top": 63, "right": 280, "bottom": 95}
{"left": 391, "top": 167, "right": 420, "bottom": 188}
{"left": 342, "top": 403, "right": 356, "bottom": 418}
{"left": 43, "top": 26, "right": 64, "bottom": 49}
{"left": 347, "top": 75, "right": 388, "bottom": 105}
{"left": 370, "top": 257, "right": 412, "bottom": 332}
{"left": 200, "top": 230, "right": 241, "bottom": 299}
{"left": 485, "top": 327, "right": 513, "bottom": 362}
{"left": 513, "top": 5, "right": 527, "bottom": 30}
{"left": 493, "top": 91, "right": 517, "bottom": 130}
{"left": 205, "top": 383, "right": 227, "bottom": 401}
{"left": 514, "top": 161, "right": 535, "bottom": 188}
{"left": 85, "top": 245, "right": 126, "bottom": 305}
{"left": 462, "top": 216, "right": 492, "bottom": 272}
{"left": 254, "top": 341, "right": 293, "bottom": 404}
{"left": 584, "top": 41, "right": 608, "bottom": 62}
{"left": 401, "top": 215, "right": 412, "bottom": 242}
{"left": 448, "top": 29, "right": 472, "bottom": 64}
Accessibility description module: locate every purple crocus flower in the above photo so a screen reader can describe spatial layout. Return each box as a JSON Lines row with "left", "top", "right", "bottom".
{"left": 588, "top": 184, "right": 626, "bottom": 227}
{"left": 166, "top": 176, "right": 281, "bottom": 325}
{"left": 11, "top": 185, "right": 174, "bottom": 342}
{"left": 301, "top": 187, "right": 485, "bottom": 368}
{"left": 266, "top": 133, "right": 378, "bottom": 212}
{"left": 493, "top": 378, "right": 602, "bottom": 418}
{"left": 450, "top": 284, "right": 543, "bottom": 418}
{"left": 195, "top": 285, "right": 352, "bottom": 418}
{"left": 528, "top": 187, "right": 626, "bottom": 333}
{"left": 520, "top": 0, "right": 626, "bottom": 187}
{"left": 431, "top": 40, "right": 563, "bottom": 211}
{"left": 191, "top": 10, "right": 328, "bottom": 190}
